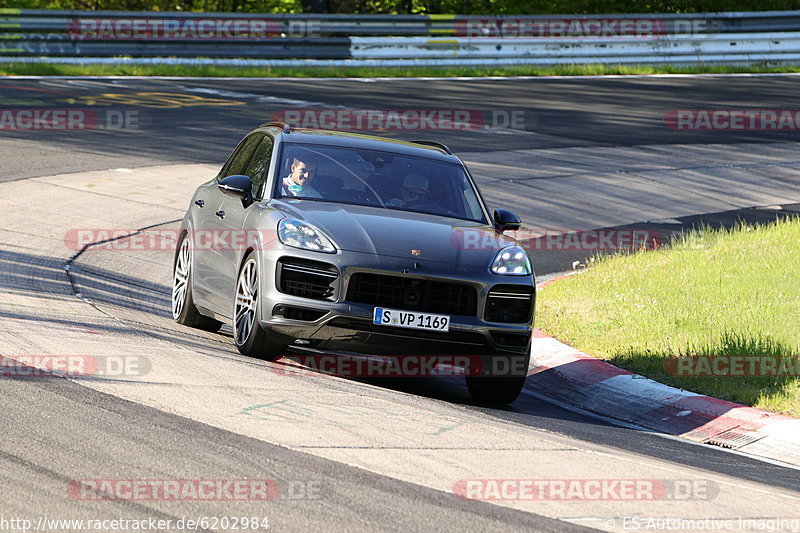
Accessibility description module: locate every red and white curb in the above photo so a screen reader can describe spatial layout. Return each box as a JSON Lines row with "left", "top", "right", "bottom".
{"left": 529, "top": 276, "right": 800, "bottom": 468}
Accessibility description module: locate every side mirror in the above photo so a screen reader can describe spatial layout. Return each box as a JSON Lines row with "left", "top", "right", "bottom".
{"left": 493, "top": 208, "right": 522, "bottom": 232}
{"left": 219, "top": 175, "right": 254, "bottom": 207}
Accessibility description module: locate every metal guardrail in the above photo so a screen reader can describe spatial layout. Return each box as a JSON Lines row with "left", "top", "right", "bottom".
{"left": 351, "top": 33, "right": 800, "bottom": 60}
{"left": 2, "top": 9, "right": 800, "bottom": 65}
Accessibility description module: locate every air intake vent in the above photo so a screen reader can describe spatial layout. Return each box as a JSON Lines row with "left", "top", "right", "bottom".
{"left": 346, "top": 273, "right": 478, "bottom": 316}
{"left": 277, "top": 258, "right": 338, "bottom": 301}
{"left": 485, "top": 285, "right": 534, "bottom": 323}
{"left": 490, "top": 331, "right": 531, "bottom": 348}
{"left": 273, "top": 305, "right": 327, "bottom": 322}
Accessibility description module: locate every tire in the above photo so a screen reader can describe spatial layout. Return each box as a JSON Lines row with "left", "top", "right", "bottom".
{"left": 233, "top": 252, "right": 285, "bottom": 361}
{"left": 465, "top": 375, "right": 527, "bottom": 406}
{"left": 465, "top": 352, "right": 530, "bottom": 405}
{"left": 172, "top": 233, "right": 223, "bottom": 332}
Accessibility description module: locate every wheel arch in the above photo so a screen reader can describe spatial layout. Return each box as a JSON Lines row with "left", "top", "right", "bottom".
{"left": 174, "top": 219, "right": 194, "bottom": 289}
{"left": 237, "top": 246, "right": 267, "bottom": 325}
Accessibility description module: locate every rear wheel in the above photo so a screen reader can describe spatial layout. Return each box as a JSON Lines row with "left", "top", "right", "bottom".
{"left": 233, "top": 253, "right": 284, "bottom": 361}
{"left": 172, "top": 234, "right": 222, "bottom": 332}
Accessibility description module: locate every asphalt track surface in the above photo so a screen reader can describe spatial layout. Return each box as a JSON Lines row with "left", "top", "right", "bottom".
{"left": 5, "top": 75, "right": 800, "bottom": 181}
{"left": 2, "top": 76, "right": 800, "bottom": 532}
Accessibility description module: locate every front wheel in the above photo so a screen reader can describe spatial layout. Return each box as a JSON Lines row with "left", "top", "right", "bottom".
{"left": 465, "top": 353, "right": 530, "bottom": 405}
{"left": 465, "top": 375, "right": 527, "bottom": 405}
{"left": 233, "top": 253, "right": 284, "bottom": 361}
{"left": 172, "top": 233, "right": 222, "bottom": 332}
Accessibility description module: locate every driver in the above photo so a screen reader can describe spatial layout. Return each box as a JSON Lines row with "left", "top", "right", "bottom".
{"left": 282, "top": 156, "right": 321, "bottom": 198}
{"left": 388, "top": 173, "right": 429, "bottom": 207}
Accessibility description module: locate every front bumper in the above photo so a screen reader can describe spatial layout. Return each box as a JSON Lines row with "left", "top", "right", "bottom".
{"left": 257, "top": 248, "right": 535, "bottom": 357}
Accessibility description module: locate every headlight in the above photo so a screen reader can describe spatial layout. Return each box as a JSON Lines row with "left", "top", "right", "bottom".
{"left": 491, "top": 246, "right": 531, "bottom": 275}
{"left": 278, "top": 219, "right": 337, "bottom": 253}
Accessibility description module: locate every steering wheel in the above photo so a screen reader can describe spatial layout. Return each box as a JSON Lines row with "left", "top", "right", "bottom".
{"left": 404, "top": 198, "right": 442, "bottom": 212}
{"left": 366, "top": 187, "right": 385, "bottom": 206}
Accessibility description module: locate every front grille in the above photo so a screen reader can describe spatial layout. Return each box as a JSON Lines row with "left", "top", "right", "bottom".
{"left": 345, "top": 273, "right": 478, "bottom": 316}
{"left": 485, "top": 285, "right": 534, "bottom": 323}
{"left": 277, "top": 258, "right": 338, "bottom": 301}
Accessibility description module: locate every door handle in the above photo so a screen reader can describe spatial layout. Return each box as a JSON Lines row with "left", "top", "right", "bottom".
{"left": 216, "top": 210, "right": 225, "bottom": 219}
{"left": 195, "top": 200, "right": 205, "bottom": 208}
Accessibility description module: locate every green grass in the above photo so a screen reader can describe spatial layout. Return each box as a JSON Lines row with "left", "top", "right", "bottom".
{"left": 536, "top": 218, "right": 800, "bottom": 417}
{"left": 4, "top": 62, "right": 800, "bottom": 78}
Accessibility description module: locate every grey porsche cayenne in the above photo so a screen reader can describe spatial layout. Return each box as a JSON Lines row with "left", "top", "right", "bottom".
{"left": 172, "top": 123, "right": 535, "bottom": 404}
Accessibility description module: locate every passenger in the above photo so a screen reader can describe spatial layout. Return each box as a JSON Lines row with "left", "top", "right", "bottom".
{"left": 282, "top": 156, "right": 321, "bottom": 198}
{"left": 387, "top": 173, "right": 429, "bottom": 207}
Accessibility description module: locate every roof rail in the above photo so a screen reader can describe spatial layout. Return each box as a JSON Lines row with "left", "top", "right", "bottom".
{"left": 411, "top": 140, "right": 453, "bottom": 155}
{"left": 259, "top": 121, "right": 290, "bottom": 132}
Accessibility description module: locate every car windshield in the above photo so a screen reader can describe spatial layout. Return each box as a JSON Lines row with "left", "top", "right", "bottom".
{"left": 274, "top": 143, "right": 487, "bottom": 223}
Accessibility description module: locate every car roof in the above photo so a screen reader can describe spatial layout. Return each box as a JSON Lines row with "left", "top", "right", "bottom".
{"left": 254, "top": 125, "right": 462, "bottom": 163}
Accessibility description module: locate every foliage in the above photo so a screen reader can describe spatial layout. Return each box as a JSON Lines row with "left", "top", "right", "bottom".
{"left": 7, "top": 0, "right": 800, "bottom": 14}
{"left": 537, "top": 218, "right": 800, "bottom": 416}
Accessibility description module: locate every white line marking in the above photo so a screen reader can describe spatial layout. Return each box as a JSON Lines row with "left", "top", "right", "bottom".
{"left": 521, "top": 387, "right": 800, "bottom": 471}
{"left": 6, "top": 73, "right": 800, "bottom": 81}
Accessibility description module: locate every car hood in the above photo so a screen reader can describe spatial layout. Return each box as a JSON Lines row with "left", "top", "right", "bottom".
{"left": 270, "top": 200, "right": 519, "bottom": 267}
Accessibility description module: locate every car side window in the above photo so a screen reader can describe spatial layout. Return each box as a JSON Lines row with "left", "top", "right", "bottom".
{"left": 220, "top": 134, "right": 263, "bottom": 179}
{"left": 243, "top": 135, "right": 274, "bottom": 200}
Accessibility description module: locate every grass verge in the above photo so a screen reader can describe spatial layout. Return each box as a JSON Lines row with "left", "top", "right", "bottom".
{"left": 536, "top": 217, "right": 800, "bottom": 417}
{"left": 4, "top": 62, "right": 800, "bottom": 78}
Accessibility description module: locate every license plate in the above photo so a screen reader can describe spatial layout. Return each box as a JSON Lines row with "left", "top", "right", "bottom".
{"left": 372, "top": 307, "right": 450, "bottom": 332}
